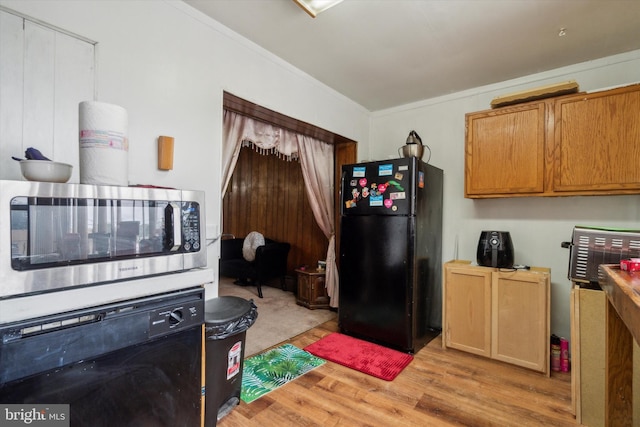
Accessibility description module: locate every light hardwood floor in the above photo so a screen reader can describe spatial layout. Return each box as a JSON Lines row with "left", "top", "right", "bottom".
{"left": 218, "top": 319, "right": 578, "bottom": 427}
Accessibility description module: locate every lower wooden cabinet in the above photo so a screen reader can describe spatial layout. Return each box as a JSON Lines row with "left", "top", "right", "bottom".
{"left": 443, "top": 260, "right": 550, "bottom": 374}
{"left": 295, "top": 269, "right": 330, "bottom": 310}
{"left": 571, "top": 285, "right": 606, "bottom": 426}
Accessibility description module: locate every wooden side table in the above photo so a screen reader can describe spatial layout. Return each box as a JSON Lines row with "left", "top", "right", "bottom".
{"left": 295, "top": 268, "right": 330, "bottom": 310}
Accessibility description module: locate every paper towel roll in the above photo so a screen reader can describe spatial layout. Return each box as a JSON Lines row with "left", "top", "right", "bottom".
{"left": 79, "top": 101, "right": 129, "bottom": 186}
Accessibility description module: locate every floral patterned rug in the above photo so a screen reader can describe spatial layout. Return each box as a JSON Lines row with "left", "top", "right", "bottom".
{"left": 240, "top": 344, "right": 325, "bottom": 404}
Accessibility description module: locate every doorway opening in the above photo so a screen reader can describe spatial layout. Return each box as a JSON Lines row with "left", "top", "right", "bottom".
{"left": 218, "top": 93, "right": 356, "bottom": 353}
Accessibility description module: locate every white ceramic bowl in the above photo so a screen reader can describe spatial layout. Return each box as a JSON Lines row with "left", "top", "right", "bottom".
{"left": 20, "top": 160, "right": 73, "bottom": 183}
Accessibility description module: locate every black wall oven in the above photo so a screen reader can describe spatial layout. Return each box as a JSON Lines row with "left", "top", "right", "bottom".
{"left": 0, "top": 287, "right": 205, "bottom": 427}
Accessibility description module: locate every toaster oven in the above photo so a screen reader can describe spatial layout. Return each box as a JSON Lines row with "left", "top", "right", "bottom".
{"left": 563, "top": 226, "right": 640, "bottom": 284}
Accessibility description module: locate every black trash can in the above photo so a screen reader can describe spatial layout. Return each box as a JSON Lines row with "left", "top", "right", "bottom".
{"left": 204, "top": 296, "right": 258, "bottom": 427}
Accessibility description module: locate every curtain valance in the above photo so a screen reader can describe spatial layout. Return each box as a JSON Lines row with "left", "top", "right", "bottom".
{"left": 239, "top": 116, "right": 299, "bottom": 161}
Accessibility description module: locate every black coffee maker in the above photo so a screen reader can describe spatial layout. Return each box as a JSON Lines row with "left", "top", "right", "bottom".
{"left": 477, "top": 231, "right": 514, "bottom": 268}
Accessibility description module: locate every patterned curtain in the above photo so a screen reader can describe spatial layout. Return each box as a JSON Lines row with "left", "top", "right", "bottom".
{"left": 296, "top": 135, "right": 338, "bottom": 307}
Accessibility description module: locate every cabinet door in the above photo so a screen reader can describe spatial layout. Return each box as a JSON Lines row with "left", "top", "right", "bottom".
{"left": 310, "top": 275, "right": 329, "bottom": 307}
{"left": 465, "top": 102, "right": 546, "bottom": 197}
{"left": 576, "top": 288, "right": 606, "bottom": 426}
{"left": 444, "top": 265, "right": 492, "bottom": 357}
{"left": 0, "top": 11, "right": 94, "bottom": 182}
{"left": 553, "top": 85, "right": 640, "bottom": 193}
{"left": 492, "top": 270, "right": 549, "bottom": 373}
{"left": 297, "top": 274, "right": 311, "bottom": 304}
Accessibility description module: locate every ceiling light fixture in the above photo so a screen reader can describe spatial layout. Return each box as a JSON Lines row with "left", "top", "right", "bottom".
{"left": 558, "top": 28, "right": 567, "bottom": 37}
{"left": 293, "top": 0, "right": 344, "bottom": 18}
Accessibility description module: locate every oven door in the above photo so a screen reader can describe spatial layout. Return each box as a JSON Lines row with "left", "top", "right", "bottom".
{"left": 0, "top": 287, "right": 204, "bottom": 427}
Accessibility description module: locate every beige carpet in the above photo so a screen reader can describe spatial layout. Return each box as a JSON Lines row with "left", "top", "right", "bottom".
{"left": 217, "top": 277, "right": 336, "bottom": 357}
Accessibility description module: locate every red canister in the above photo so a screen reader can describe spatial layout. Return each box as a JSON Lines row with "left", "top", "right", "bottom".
{"left": 620, "top": 258, "right": 640, "bottom": 272}
{"left": 560, "top": 338, "right": 570, "bottom": 372}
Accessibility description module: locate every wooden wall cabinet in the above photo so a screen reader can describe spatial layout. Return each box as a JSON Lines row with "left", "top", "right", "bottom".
{"left": 553, "top": 86, "right": 640, "bottom": 193}
{"left": 465, "top": 102, "right": 546, "bottom": 197}
{"left": 443, "top": 260, "right": 550, "bottom": 374}
{"left": 465, "top": 83, "right": 640, "bottom": 198}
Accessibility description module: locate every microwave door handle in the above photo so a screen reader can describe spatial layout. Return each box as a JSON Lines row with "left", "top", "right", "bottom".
{"left": 165, "top": 202, "right": 182, "bottom": 251}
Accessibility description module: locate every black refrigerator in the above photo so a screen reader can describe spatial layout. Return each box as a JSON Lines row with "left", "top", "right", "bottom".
{"left": 339, "top": 157, "right": 443, "bottom": 353}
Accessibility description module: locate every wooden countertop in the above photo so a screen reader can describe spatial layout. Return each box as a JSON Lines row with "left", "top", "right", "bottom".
{"left": 600, "top": 264, "right": 640, "bottom": 345}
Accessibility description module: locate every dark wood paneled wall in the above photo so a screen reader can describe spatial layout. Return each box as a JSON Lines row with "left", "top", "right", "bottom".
{"left": 223, "top": 147, "right": 327, "bottom": 273}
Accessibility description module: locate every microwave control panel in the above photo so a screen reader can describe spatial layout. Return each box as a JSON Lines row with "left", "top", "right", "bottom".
{"left": 181, "top": 202, "right": 201, "bottom": 252}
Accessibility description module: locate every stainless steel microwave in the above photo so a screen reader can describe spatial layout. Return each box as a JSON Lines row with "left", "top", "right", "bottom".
{"left": 0, "top": 180, "right": 206, "bottom": 299}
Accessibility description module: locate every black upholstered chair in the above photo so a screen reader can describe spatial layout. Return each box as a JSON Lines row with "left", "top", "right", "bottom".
{"left": 219, "top": 237, "right": 291, "bottom": 298}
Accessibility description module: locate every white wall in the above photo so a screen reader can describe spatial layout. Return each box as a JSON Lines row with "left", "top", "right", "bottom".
{"left": 0, "top": 0, "right": 371, "bottom": 297}
{"left": 370, "top": 50, "right": 640, "bottom": 339}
